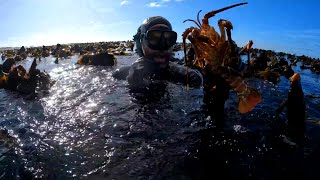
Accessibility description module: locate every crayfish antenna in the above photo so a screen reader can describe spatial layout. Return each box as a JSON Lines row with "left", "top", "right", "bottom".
{"left": 203, "top": 2, "right": 248, "bottom": 24}
{"left": 197, "top": 10, "right": 202, "bottom": 27}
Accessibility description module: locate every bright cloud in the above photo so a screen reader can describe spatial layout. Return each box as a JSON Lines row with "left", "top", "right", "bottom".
{"left": 148, "top": 2, "right": 163, "bottom": 7}
{"left": 120, "top": 0, "right": 130, "bottom": 6}
{"left": 147, "top": 0, "right": 183, "bottom": 8}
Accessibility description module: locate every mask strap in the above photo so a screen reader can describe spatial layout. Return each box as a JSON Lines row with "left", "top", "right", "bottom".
{"left": 133, "top": 29, "right": 144, "bottom": 57}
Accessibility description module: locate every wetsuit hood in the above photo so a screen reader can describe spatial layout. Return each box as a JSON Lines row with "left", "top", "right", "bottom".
{"left": 133, "top": 16, "right": 172, "bottom": 57}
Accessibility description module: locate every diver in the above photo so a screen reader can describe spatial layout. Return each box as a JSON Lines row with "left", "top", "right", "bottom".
{"left": 113, "top": 16, "right": 203, "bottom": 90}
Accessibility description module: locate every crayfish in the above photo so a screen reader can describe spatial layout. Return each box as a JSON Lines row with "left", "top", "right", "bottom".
{"left": 182, "top": 2, "right": 262, "bottom": 113}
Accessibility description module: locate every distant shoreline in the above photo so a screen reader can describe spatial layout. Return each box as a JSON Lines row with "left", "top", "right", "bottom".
{"left": 1, "top": 41, "right": 319, "bottom": 60}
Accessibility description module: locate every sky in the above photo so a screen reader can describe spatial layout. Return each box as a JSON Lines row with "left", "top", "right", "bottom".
{"left": 1, "top": 0, "right": 320, "bottom": 58}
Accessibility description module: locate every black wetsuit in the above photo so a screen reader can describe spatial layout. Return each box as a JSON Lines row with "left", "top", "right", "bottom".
{"left": 113, "top": 57, "right": 203, "bottom": 89}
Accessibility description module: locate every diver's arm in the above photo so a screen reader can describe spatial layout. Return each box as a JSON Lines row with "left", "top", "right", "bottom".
{"left": 113, "top": 58, "right": 146, "bottom": 80}
{"left": 168, "top": 62, "right": 203, "bottom": 88}
{"left": 112, "top": 66, "right": 131, "bottom": 80}
{"left": 127, "top": 61, "right": 152, "bottom": 89}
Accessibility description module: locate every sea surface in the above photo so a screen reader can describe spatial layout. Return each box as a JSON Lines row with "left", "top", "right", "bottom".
{"left": 0, "top": 52, "right": 319, "bottom": 179}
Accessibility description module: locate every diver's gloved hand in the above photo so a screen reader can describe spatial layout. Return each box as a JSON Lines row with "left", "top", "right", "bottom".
{"left": 113, "top": 66, "right": 131, "bottom": 80}
{"left": 187, "top": 69, "right": 203, "bottom": 88}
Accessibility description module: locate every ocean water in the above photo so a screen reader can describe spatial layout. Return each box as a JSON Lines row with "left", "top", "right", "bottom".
{"left": 0, "top": 53, "right": 319, "bottom": 179}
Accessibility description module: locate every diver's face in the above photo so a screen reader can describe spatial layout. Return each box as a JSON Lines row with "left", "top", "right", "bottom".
{"left": 142, "top": 24, "right": 175, "bottom": 64}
